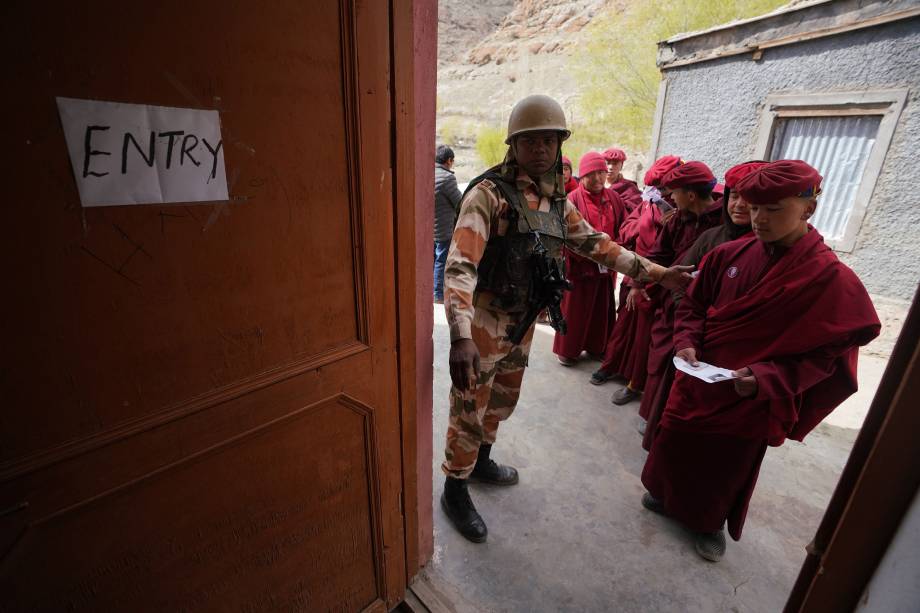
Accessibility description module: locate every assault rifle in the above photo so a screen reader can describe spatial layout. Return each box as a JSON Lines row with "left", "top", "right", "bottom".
{"left": 506, "top": 232, "right": 572, "bottom": 345}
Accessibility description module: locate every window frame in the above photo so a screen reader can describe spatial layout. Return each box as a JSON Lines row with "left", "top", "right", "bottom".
{"left": 752, "top": 89, "right": 908, "bottom": 252}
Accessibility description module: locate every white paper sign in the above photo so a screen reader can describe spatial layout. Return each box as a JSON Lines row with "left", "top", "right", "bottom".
{"left": 673, "top": 356, "right": 740, "bottom": 383}
{"left": 56, "top": 97, "right": 229, "bottom": 207}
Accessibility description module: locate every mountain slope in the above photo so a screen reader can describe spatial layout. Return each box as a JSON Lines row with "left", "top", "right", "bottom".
{"left": 437, "top": 0, "right": 633, "bottom": 181}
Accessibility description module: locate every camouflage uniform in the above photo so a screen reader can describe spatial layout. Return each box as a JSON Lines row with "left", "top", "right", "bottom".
{"left": 443, "top": 168, "right": 668, "bottom": 478}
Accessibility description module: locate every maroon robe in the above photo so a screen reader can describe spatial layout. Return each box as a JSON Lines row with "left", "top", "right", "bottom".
{"left": 564, "top": 176, "right": 579, "bottom": 194}
{"left": 642, "top": 229, "right": 880, "bottom": 540}
{"left": 598, "top": 200, "right": 665, "bottom": 386}
{"left": 639, "top": 200, "right": 723, "bottom": 448}
{"left": 554, "top": 185, "right": 626, "bottom": 359}
{"left": 609, "top": 176, "right": 642, "bottom": 213}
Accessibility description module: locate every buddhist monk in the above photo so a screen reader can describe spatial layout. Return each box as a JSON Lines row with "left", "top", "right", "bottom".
{"left": 673, "top": 161, "right": 764, "bottom": 287}
{"left": 604, "top": 147, "right": 642, "bottom": 212}
{"left": 640, "top": 160, "right": 881, "bottom": 562}
{"left": 635, "top": 162, "right": 723, "bottom": 435}
{"left": 591, "top": 155, "right": 682, "bottom": 398}
{"left": 554, "top": 152, "right": 627, "bottom": 365}
{"left": 562, "top": 155, "right": 578, "bottom": 194}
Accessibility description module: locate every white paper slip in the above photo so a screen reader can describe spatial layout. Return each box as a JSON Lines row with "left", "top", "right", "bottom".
{"left": 672, "top": 356, "right": 740, "bottom": 383}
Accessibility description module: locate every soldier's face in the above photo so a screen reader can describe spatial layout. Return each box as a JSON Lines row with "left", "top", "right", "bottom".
{"left": 514, "top": 131, "right": 560, "bottom": 176}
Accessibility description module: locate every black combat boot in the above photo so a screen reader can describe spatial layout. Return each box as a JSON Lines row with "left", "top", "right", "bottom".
{"left": 441, "top": 477, "right": 488, "bottom": 543}
{"left": 469, "top": 444, "right": 519, "bottom": 485}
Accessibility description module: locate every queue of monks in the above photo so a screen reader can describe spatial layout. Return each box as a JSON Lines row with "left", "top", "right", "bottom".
{"left": 554, "top": 151, "right": 881, "bottom": 561}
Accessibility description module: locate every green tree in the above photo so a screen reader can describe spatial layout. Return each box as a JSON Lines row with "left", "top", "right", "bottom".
{"left": 575, "top": 0, "right": 788, "bottom": 151}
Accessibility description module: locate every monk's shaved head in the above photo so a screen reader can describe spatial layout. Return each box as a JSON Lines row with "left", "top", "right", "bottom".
{"left": 750, "top": 196, "right": 817, "bottom": 247}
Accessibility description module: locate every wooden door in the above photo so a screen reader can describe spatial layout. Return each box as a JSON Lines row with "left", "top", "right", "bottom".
{"left": 0, "top": 2, "right": 407, "bottom": 611}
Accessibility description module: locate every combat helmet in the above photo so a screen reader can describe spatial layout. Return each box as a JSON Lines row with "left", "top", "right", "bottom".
{"left": 505, "top": 95, "right": 571, "bottom": 144}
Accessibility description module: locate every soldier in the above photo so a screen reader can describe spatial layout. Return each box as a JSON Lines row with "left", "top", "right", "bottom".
{"left": 441, "top": 94, "right": 694, "bottom": 542}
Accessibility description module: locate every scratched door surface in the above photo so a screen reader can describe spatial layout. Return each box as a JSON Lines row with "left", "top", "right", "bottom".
{"left": 0, "top": 2, "right": 406, "bottom": 611}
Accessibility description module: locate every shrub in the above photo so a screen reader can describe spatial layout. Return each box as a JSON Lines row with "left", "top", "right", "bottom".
{"left": 475, "top": 125, "right": 507, "bottom": 168}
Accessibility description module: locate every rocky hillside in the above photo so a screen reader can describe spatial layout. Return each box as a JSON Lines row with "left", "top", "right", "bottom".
{"left": 465, "top": 0, "right": 607, "bottom": 66}
{"left": 438, "top": 0, "right": 515, "bottom": 66}
{"left": 437, "top": 0, "right": 641, "bottom": 182}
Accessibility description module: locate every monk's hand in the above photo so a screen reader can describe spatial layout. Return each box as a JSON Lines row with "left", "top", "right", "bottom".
{"left": 659, "top": 264, "right": 696, "bottom": 290}
{"left": 449, "top": 338, "right": 480, "bottom": 392}
{"left": 732, "top": 367, "right": 758, "bottom": 397}
{"left": 625, "top": 287, "right": 649, "bottom": 311}
{"left": 676, "top": 346, "right": 700, "bottom": 367}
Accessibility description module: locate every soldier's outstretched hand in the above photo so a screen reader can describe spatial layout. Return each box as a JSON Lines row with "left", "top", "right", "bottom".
{"left": 449, "top": 338, "right": 480, "bottom": 391}
{"left": 659, "top": 264, "right": 695, "bottom": 290}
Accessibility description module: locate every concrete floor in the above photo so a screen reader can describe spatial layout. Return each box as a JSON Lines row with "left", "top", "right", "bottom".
{"left": 422, "top": 305, "right": 888, "bottom": 613}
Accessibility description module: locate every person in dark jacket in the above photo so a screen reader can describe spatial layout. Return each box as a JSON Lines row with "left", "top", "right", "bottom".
{"left": 434, "top": 145, "right": 462, "bottom": 303}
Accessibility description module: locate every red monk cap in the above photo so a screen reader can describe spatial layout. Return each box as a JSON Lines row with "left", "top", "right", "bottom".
{"left": 724, "top": 161, "right": 769, "bottom": 189}
{"left": 644, "top": 155, "right": 683, "bottom": 187}
{"left": 660, "top": 160, "right": 716, "bottom": 189}
{"left": 562, "top": 156, "right": 572, "bottom": 169}
{"left": 578, "top": 151, "right": 608, "bottom": 177}
{"left": 735, "top": 159, "right": 823, "bottom": 204}
{"left": 603, "top": 147, "right": 627, "bottom": 162}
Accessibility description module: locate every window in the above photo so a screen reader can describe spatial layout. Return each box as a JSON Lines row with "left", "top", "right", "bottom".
{"left": 753, "top": 90, "right": 907, "bottom": 252}
{"left": 769, "top": 115, "right": 881, "bottom": 243}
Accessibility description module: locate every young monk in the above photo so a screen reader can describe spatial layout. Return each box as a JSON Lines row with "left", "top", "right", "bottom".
{"left": 591, "top": 155, "right": 682, "bottom": 392}
{"left": 604, "top": 147, "right": 642, "bottom": 212}
{"left": 554, "top": 152, "right": 627, "bottom": 365}
{"left": 613, "top": 162, "right": 758, "bottom": 401}
{"left": 635, "top": 162, "right": 723, "bottom": 433}
{"left": 562, "top": 155, "right": 579, "bottom": 194}
{"left": 674, "top": 161, "right": 764, "bottom": 289}
{"left": 640, "top": 159, "right": 881, "bottom": 562}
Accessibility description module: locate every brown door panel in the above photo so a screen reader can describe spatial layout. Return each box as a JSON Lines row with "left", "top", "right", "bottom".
{"left": 5, "top": 2, "right": 363, "bottom": 460}
{"left": 1, "top": 394, "right": 385, "bottom": 612}
{"left": 2, "top": 0, "right": 405, "bottom": 609}
{"left": 1, "top": 351, "right": 379, "bottom": 528}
